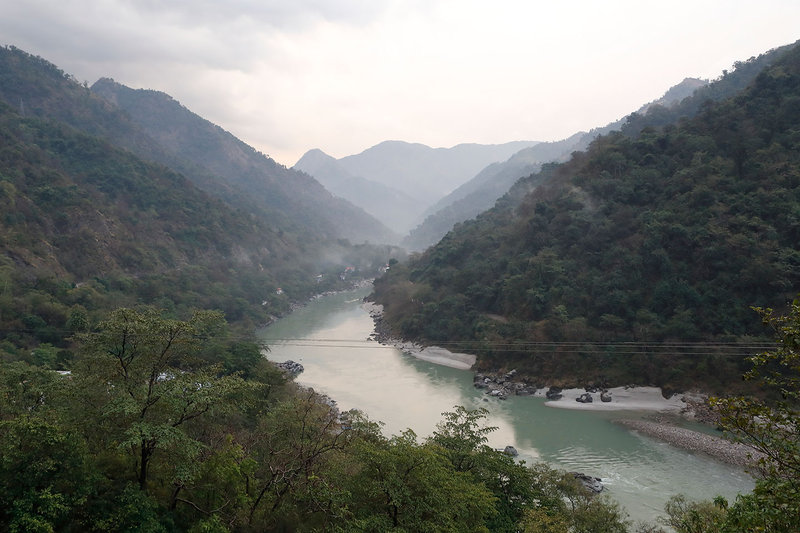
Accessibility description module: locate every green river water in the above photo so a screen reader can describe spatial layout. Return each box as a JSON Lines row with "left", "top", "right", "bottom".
{"left": 258, "top": 287, "right": 753, "bottom": 525}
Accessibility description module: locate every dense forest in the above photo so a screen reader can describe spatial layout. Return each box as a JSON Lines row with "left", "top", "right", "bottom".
{"left": 0, "top": 308, "right": 631, "bottom": 531}
{"left": 372, "top": 42, "right": 800, "bottom": 392}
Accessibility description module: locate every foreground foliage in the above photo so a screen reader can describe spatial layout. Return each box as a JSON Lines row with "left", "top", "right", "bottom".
{"left": 710, "top": 298, "right": 800, "bottom": 532}
{"left": 2, "top": 303, "right": 798, "bottom": 531}
{"left": 0, "top": 307, "right": 632, "bottom": 532}
{"left": 638, "top": 301, "right": 800, "bottom": 533}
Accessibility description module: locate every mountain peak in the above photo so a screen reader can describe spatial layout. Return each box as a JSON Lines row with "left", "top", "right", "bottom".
{"left": 294, "top": 148, "right": 336, "bottom": 168}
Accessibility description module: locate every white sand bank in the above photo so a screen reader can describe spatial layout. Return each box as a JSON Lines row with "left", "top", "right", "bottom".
{"left": 542, "top": 386, "right": 686, "bottom": 412}
{"left": 403, "top": 345, "right": 477, "bottom": 370}
{"left": 389, "top": 341, "right": 476, "bottom": 369}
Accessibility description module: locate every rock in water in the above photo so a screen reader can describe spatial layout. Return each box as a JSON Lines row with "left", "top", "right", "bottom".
{"left": 571, "top": 472, "right": 603, "bottom": 493}
{"left": 503, "top": 445, "right": 519, "bottom": 457}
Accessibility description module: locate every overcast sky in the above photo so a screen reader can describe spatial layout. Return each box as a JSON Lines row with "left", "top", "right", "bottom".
{"left": 2, "top": 1, "right": 799, "bottom": 166}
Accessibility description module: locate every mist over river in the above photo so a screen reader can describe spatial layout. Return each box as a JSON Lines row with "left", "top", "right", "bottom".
{"left": 258, "top": 287, "right": 753, "bottom": 524}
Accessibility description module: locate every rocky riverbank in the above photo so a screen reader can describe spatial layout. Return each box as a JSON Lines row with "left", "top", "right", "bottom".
{"left": 362, "top": 297, "right": 754, "bottom": 471}
{"left": 364, "top": 301, "right": 720, "bottom": 416}
{"left": 473, "top": 369, "right": 539, "bottom": 399}
{"left": 364, "top": 301, "right": 477, "bottom": 369}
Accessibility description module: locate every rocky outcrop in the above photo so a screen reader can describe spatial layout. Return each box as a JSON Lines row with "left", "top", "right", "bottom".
{"left": 275, "top": 360, "right": 304, "bottom": 376}
{"left": 473, "top": 370, "right": 539, "bottom": 399}
{"left": 546, "top": 386, "right": 563, "bottom": 400}
{"left": 679, "top": 394, "right": 720, "bottom": 425}
{"left": 503, "top": 445, "right": 519, "bottom": 457}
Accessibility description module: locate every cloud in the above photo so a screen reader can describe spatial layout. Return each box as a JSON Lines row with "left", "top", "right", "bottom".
{"left": 1, "top": 0, "right": 799, "bottom": 165}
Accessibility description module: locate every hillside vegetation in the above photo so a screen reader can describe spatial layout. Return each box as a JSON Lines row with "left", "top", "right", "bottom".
{"left": 404, "top": 49, "right": 793, "bottom": 252}
{"left": 0, "top": 46, "right": 401, "bottom": 364}
{"left": 373, "top": 42, "right": 800, "bottom": 392}
{"left": 90, "top": 78, "right": 398, "bottom": 245}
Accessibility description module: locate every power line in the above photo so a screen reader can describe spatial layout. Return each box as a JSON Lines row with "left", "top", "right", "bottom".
{"left": 262, "top": 338, "right": 773, "bottom": 357}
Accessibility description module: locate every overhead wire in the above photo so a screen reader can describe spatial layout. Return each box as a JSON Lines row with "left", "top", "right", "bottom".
{"left": 261, "top": 337, "right": 774, "bottom": 356}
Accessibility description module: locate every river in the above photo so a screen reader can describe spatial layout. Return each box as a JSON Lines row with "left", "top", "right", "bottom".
{"left": 258, "top": 287, "right": 753, "bottom": 525}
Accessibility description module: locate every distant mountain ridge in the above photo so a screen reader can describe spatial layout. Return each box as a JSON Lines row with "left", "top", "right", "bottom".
{"left": 403, "top": 132, "right": 588, "bottom": 250}
{"left": 294, "top": 140, "right": 539, "bottom": 233}
{"left": 293, "top": 149, "right": 418, "bottom": 234}
{"left": 337, "top": 140, "right": 540, "bottom": 200}
{"left": 402, "top": 77, "right": 711, "bottom": 250}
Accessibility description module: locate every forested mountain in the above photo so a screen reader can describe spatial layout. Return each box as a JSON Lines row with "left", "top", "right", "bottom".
{"left": 293, "top": 148, "right": 417, "bottom": 235}
{"left": 372, "top": 42, "right": 800, "bottom": 391}
{"left": 404, "top": 133, "right": 588, "bottom": 250}
{"left": 403, "top": 78, "right": 720, "bottom": 251}
{"left": 0, "top": 46, "right": 402, "bottom": 363}
{"left": 295, "top": 140, "right": 540, "bottom": 233}
{"left": 89, "top": 78, "right": 398, "bottom": 245}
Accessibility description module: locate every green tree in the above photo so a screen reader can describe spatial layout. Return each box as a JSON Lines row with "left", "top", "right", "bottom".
{"left": 429, "top": 406, "right": 538, "bottom": 532}
{"left": 243, "top": 391, "right": 350, "bottom": 529}
{"left": 73, "top": 307, "right": 246, "bottom": 491}
{"left": 520, "top": 463, "right": 629, "bottom": 533}
{"left": 347, "top": 428, "right": 496, "bottom": 532}
{"left": 65, "top": 304, "right": 90, "bottom": 333}
{"left": 659, "top": 494, "right": 726, "bottom": 533}
{"left": 0, "top": 416, "right": 95, "bottom": 532}
{"left": 429, "top": 406, "right": 497, "bottom": 472}
{"left": 0, "top": 361, "right": 60, "bottom": 420}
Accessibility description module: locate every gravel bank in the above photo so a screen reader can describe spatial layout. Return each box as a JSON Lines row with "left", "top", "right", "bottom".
{"left": 616, "top": 419, "right": 764, "bottom": 469}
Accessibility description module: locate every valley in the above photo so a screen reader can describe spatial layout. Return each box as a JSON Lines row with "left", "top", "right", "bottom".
{"left": 0, "top": 32, "right": 798, "bottom": 531}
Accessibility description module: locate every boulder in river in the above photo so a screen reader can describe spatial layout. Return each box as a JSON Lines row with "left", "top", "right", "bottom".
{"left": 571, "top": 472, "right": 603, "bottom": 493}
{"left": 503, "top": 445, "right": 519, "bottom": 456}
